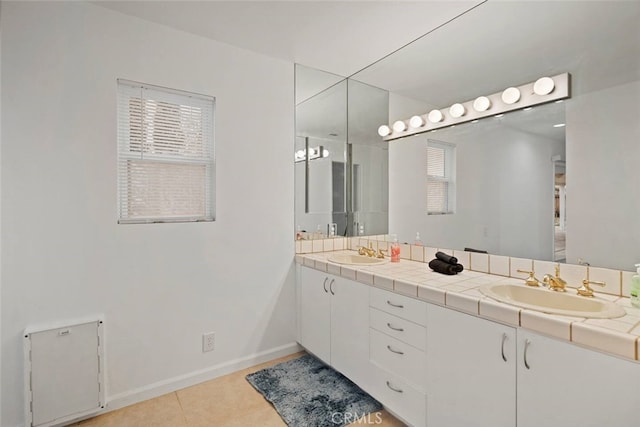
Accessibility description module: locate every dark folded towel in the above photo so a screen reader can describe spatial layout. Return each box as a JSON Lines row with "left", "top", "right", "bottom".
{"left": 435, "top": 251, "right": 458, "bottom": 264}
{"left": 429, "top": 259, "right": 464, "bottom": 275}
{"left": 464, "top": 247, "right": 488, "bottom": 254}
{"left": 451, "top": 263, "right": 464, "bottom": 273}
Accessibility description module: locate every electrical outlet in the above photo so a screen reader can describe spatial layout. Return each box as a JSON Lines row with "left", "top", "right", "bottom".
{"left": 202, "top": 332, "right": 215, "bottom": 352}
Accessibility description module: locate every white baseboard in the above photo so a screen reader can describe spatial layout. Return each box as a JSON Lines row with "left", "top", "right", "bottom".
{"left": 76, "top": 342, "right": 302, "bottom": 422}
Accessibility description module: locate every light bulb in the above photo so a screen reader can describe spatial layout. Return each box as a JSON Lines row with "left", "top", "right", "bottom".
{"left": 428, "top": 109, "right": 443, "bottom": 123}
{"left": 502, "top": 87, "right": 521, "bottom": 104}
{"left": 473, "top": 96, "right": 491, "bottom": 112}
{"left": 377, "top": 125, "right": 391, "bottom": 137}
{"left": 392, "top": 120, "right": 407, "bottom": 132}
{"left": 322, "top": 149, "right": 329, "bottom": 157}
{"left": 449, "top": 103, "right": 466, "bottom": 118}
{"left": 409, "top": 115, "right": 425, "bottom": 128}
{"left": 533, "top": 77, "right": 555, "bottom": 95}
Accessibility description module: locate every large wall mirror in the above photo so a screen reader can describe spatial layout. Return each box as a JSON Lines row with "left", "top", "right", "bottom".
{"left": 346, "top": 0, "right": 640, "bottom": 271}
{"left": 295, "top": 64, "right": 389, "bottom": 238}
{"left": 295, "top": 1, "right": 639, "bottom": 271}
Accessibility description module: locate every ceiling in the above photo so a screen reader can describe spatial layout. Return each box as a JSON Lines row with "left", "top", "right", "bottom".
{"left": 94, "top": 1, "right": 639, "bottom": 143}
{"left": 93, "top": 0, "right": 483, "bottom": 77}
{"left": 353, "top": 0, "right": 640, "bottom": 107}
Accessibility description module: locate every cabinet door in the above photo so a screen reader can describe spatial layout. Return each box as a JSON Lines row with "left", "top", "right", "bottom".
{"left": 426, "top": 304, "right": 516, "bottom": 427}
{"left": 330, "top": 277, "right": 371, "bottom": 390}
{"left": 299, "top": 267, "right": 331, "bottom": 363}
{"left": 517, "top": 330, "right": 640, "bottom": 427}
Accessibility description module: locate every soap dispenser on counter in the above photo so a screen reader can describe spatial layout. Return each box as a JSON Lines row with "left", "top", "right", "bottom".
{"left": 390, "top": 234, "right": 401, "bottom": 263}
{"left": 631, "top": 264, "right": 640, "bottom": 308}
{"left": 414, "top": 232, "right": 424, "bottom": 246}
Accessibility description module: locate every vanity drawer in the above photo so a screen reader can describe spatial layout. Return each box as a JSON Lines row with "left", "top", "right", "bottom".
{"left": 368, "top": 362, "right": 426, "bottom": 427}
{"left": 370, "top": 287, "right": 427, "bottom": 326}
{"left": 369, "top": 307, "right": 426, "bottom": 351}
{"left": 370, "top": 328, "right": 426, "bottom": 392}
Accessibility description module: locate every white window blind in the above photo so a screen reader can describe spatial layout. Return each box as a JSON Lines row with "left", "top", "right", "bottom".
{"left": 427, "top": 141, "right": 455, "bottom": 215}
{"left": 117, "top": 80, "right": 215, "bottom": 223}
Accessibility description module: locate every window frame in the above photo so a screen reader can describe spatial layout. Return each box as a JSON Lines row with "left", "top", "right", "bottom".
{"left": 117, "top": 79, "right": 215, "bottom": 224}
{"left": 426, "top": 139, "right": 456, "bottom": 215}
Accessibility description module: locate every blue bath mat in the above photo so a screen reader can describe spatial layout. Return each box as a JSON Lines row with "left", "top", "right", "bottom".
{"left": 246, "top": 354, "right": 382, "bottom": 426}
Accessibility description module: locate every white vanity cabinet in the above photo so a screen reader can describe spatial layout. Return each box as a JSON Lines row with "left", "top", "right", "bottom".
{"left": 368, "top": 288, "right": 428, "bottom": 426}
{"left": 297, "top": 262, "right": 640, "bottom": 427}
{"left": 426, "top": 304, "right": 516, "bottom": 427}
{"left": 426, "top": 305, "right": 640, "bottom": 427}
{"left": 298, "top": 266, "right": 370, "bottom": 388}
{"left": 517, "top": 330, "right": 640, "bottom": 427}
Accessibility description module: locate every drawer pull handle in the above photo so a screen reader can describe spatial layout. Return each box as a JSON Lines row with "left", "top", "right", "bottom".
{"left": 386, "top": 300, "right": 404, "bottom": 308}
{"left": 386, "top": 381, "right": 403, "bottom": 393}
{"left": 524, "top": 339, "right": 531, "bottom": 370}
{"left": 387, "top": 345, "right": 404, "bottom": 355}
{"left": 322, "top": 278, "right": 328, "bottom": 293}
{"left": 501, "top": 333, "right": 508, "bottom": 362}
{"left": 387, "top": 323, "right": 404, "bottom": 332}
{"left": 329, "top": 279, "right": 335, "bottom": 295}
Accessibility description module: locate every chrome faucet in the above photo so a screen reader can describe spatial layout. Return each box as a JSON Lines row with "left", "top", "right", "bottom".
{"left": 542, "top": 266, "right": 567, "bottom": 292}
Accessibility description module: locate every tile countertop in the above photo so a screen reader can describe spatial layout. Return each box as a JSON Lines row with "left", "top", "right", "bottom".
{"left": 296, "top": 250, "right": 640, "bottom": 362}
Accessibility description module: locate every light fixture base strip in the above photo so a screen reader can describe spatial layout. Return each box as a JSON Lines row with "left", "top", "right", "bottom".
{"left": 383, "top": 72, "right": 570, "bottom": 141}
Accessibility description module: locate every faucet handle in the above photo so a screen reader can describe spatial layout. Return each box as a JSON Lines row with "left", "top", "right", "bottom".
{"left": 577, "top": 279, "right": 605, "bottom": 297}
{"left": 517, "top": 269, "right": 542, "bottom": 287}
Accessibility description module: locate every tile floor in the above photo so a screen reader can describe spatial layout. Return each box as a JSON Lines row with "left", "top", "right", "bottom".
{"left": 72, "top": 352, "right": 404, "bottom": 427}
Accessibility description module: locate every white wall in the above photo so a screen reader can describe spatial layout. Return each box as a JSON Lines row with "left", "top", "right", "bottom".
{"left": 566, "top": 80, "right": 640, "bottom": 270}
{"left": 352, "top": 143, "right": 389, "bottom": 235}
{"left": 1, "top": 2, "right": 296, "bottom": 426}
{"left": 389, "top": 126, "right": 563, "bottom": 260}
{"left": 388, "top": 92, "right": 434, "bottom": 123}
{"left": 0, "top": 6, "right": 3, "bottom": 416}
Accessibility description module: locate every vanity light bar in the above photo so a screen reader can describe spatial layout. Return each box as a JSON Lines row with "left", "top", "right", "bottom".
{"left": 294, "top": 146, "right": 329, "bottom": 163}
{"left": 381, "top": 72, "right": 570, "bottom": 141}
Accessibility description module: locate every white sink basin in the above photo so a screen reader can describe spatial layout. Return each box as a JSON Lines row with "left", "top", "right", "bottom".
{"left": 327, "top": 253, "right": 387, "bottom": 266}
{"left": 480, "top": 283, "right": 626, "bottom": 319}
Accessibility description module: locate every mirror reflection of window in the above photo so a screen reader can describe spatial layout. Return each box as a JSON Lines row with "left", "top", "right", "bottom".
{"left": 427, "top": 140, "right": 456, "bottom": 215}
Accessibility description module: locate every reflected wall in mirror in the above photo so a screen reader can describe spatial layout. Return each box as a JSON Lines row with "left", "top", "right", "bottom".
{"left": 351, "top": 0, "right": 640, "bottom": 270}
{"left": 295, "top": 73, "right": 347, "bottom": 237}
{"left": 389, "top": 102, "right": 565, "bottom": 262}
{"left": 295, "top": 64, "right": 389, "bottom": 238}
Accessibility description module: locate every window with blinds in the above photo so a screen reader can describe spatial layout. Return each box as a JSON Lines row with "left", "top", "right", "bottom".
{"left": 427, "top": 141, "right": 455, "bottom": 215}
{"left": 117, "top": 80, "right": 215, "bottom": 223}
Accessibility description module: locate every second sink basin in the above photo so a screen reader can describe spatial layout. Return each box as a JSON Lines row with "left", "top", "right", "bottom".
{"left": 480, "top": 283, "right": 626, "bottom": 319}
{"left": 327, "top": 253, "right": 387, "bottom": 266}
